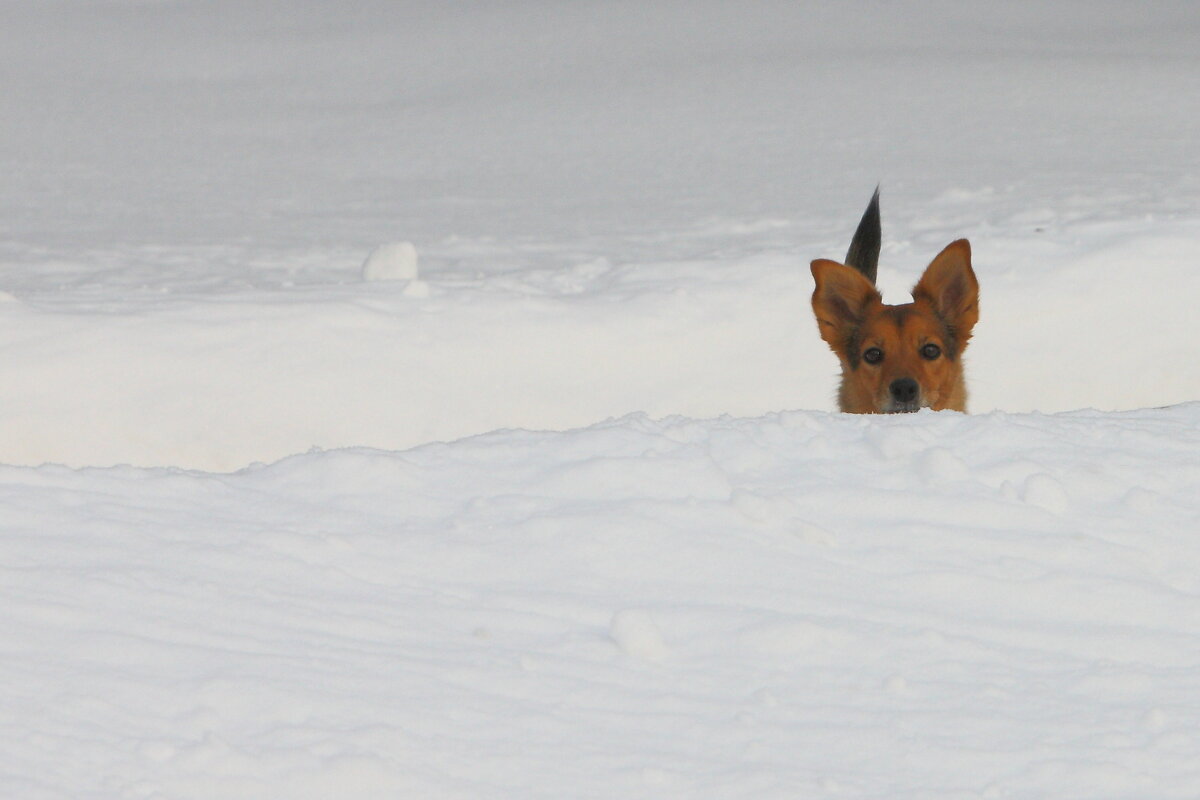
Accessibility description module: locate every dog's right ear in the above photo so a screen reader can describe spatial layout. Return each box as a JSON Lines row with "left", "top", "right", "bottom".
{"left": 811, "top": 259, "right": 881, "bottom": 355}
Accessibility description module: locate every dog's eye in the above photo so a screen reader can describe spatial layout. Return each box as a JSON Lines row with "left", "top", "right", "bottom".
{"left": 863, "top": 347, "right": 883, "bottom": 365}
{"left": 921, "top": 343, "right": 942, "bottom": 360}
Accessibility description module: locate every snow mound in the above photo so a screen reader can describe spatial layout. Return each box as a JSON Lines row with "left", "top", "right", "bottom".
{"left": 361, "top": 241, "right": 420, "bottom": 282}
{"left": 6, "top": 406, "right": 1200, "bottom": 798}
{"left": 610, "top": 609, "right": 671, "bottom": 662}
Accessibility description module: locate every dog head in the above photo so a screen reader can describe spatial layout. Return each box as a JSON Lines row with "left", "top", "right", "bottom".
{"left": 811, "top": 239, "right": 979, "bottom": 413}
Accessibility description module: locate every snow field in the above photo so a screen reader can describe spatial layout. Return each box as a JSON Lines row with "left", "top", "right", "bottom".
{"left": 3, "top": 215, "right": 1199, "bottom": 471}
{"left": 3, "top": 1, "right": 1200, "bottom": 797}
{"left": 5, "top": 405, "right": 1200, "bottom": 798}
{"left": 2, "top": 0, "right": 1199, "bottom": 469}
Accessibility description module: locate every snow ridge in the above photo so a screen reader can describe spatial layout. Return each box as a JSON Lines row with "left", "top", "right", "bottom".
{"left": 5, "top": 407, "right": 1200, "bottom": 797}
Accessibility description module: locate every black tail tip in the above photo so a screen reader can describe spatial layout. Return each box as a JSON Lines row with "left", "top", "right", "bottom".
{"left": 844, "top": 187, "right": 881, "bottom": 285}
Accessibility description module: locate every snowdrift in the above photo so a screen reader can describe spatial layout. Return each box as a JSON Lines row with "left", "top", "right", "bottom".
{"left": 6, "top": 407, "right": 1200, "bottom": 798}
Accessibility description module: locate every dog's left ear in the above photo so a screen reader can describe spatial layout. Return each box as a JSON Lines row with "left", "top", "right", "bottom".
{"left": 913, "top": 239, "right": 979, "bottom": 354}
{"left": 811, "top": 258, "right": 881, "bottom": 355}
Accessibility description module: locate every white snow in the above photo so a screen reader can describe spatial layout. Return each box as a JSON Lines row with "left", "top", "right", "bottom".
{"left": 6, "top": 408, "right": 1200, "bottom": 798}
{"left": 361, "top": 241, "right": 419, "bottom": 282}
{"left": 2, "top": 1, "right": 1200, "bottom": 798}
{"left": 609, "top": 609, "right": 672, "bottom": 662}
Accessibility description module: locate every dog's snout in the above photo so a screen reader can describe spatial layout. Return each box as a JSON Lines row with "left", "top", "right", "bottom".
{"left": 889, "top": 378, "right": 919, "bottom": 404}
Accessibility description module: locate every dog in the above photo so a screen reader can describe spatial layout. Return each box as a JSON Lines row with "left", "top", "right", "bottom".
{"left": 810, "top": 189, "right": 979, "bottom": 413}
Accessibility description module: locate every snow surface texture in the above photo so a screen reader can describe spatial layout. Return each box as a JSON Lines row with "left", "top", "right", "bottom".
{"left": 2, "top": 1, "right": 1200, "bottom": 797}
{"left": 8, "top": 408, "right": 1200, "bottom": 798}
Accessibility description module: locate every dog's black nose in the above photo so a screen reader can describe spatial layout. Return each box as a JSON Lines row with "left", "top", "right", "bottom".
{"left": 890, "top": 377, "right": 919, "bottom": 404}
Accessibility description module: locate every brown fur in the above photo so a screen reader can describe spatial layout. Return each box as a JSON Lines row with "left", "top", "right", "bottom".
{"left": 811, "top": 239, "right": 979, "bottom": 413}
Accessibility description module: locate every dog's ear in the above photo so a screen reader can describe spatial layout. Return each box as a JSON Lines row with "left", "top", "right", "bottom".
{"left": 811, "top": 259, "right": 881, "bottom": 354}
{"left": 912, "top": 239, "right": 979, "bottom": 354}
